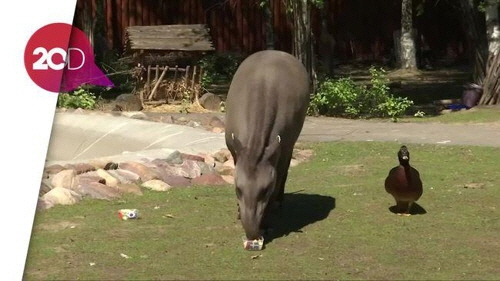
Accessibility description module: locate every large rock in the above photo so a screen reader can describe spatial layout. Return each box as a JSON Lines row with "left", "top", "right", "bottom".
{"left": 107, "top": 169, "right": 141, "bottom": 184}
{"left": 162, "top": 175, "right": 192, "bottom": 187}
{"left": 209, "top": 116, "right": 225, "bottom": 128}
{"left": 192, "top": 174, "right": 227, "bottom": 186}
{"left": 116, "top": 183, "right": 143, "bottom": 195}
{"left": 199, "top": 93, "right": 222, "bottom": 111}
{"left": 178, "top": 160, "right": 202, "bottom": 179}
{"left": 51, "top": 169, "right": 77, "bottom": 189}
{"left": 196, "top": 161, "right": 216, "bottom": 175}
{"left": 74, "top": 182, "right": 121, "bottom": 200}
{"left": 223, "top": 160, "right": 235, "bottom": 169}
{"left": 64, "top": 163, "right": 96, "bottom": 174}
{"left": 215, "top": 164, "right": 234, "bottom": 176}
{"left": 119, "top": 162, "right": 159, "bottom": 181}
{"left": 221, "top": 175, "right": 235, "bottom": 184}
{"left": 37, "top": 197, "right": 54, "bottom": 210}
{"left": 42, "top": 187, "right": 82, "bottom": 205}
{"left": 181, "top": 153, "right": 205, "bottom": 162}
{"left": 44, "top": 164, "right": 65, "bottom": 175}
{"left": 165, "top": 150, "right": 183, "bottom": 165}
{"left": 141, "top": 180, "right": 172, "bottom": 191}
{"left": 38, "top": 180, "right": 52, "bottom": 196}
{"left": 213, "top": 149, "right": 231, "bottom": 163}
{"left": 114, "top": 94, "right": 143, "bottom": 111}
{"left": 96, "top": 169, "right": 120, "bottom": 187}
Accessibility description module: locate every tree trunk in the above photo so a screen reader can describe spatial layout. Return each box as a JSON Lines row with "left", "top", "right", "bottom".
{"left": 263, "top": 0, "right": 275, "bottom": 49}
{"left": 400, "top": 0, "right": 417, "bottom": 70}
{"left": 485, "top": 0, "right": 500, "bottom": 55}
{"left": 291, "top": 0, "right": 316, "bottom": 91}
{"left": 479, "top": 44, "right": 500, "bottom": 105}
{"left": 318, "top": 0, "right": 335, "bottom": 75}
{"left": 458, "top": 0, "right": 488, "bottom": 84}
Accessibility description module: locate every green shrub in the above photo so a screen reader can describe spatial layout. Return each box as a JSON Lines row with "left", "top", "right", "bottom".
{"left": 57, "top": 87, "right": 97, "bottom": 109}
{"left": 309, "top": 67, "right": 413, "bottom": 121}
{"left": 199, "top": 53, "right": 243, "bottom": 87}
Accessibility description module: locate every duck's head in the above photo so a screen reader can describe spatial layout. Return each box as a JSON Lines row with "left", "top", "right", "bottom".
{"left": 398, "top": 145, "right": 410, "bottom": 165}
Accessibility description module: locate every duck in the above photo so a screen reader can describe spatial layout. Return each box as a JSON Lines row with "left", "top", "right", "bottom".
{"left": 384, "top": 145, "right": 423, "bottom": 216}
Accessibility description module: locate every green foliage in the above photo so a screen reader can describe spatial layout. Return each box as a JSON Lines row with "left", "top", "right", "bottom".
{"left": 199, "top": 53, "right": 243, "bottom": 88}
{"left": 309, "top": 67, "right": 413, "bottom": 121}
{"left": 57, "top": 86, "right": 97, "bottom": 109}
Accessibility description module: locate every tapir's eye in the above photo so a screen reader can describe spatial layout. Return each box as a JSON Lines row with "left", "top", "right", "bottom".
{"left": 235, "top": 187, "right": 243, "bottom": 198}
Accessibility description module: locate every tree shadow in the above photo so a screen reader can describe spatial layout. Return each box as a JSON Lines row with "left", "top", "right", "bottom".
{"left": 264, "top": 193, "right": 336, "bottom": 245}
{"left": 388, "top": 202, "right": 427, "bottom": 215}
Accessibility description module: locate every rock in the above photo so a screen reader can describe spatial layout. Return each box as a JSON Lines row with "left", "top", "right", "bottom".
{"left": 107, "top": 169, "right": 141, "bottom": 184}
{"left": 181, "top": 153, "right": 205, "bottom": 162}
{"left": 293, "top": 149, "right": 314, "bottom": 162}
{"left": 209, "top": 116, "right": 225, "bottom": 128}
{"left": 39, "top": 181, "right": 52, "bottom": 196}
{"left": 42, "top": 187, "right": 82, "bottom": 205}
{"left": 202, "top": 154, "right": 216, "bottom": 168}
{"left": 160, "top": 115, "right": 175, "bottom": 124}
{"left": 199, "top": 93, "right": 222, "bottom": 111}
{"left": 65, "top": 163, "right": 96, "bottom": 174}
{"left": 163, "top": 165, "right": 190, "bottom": 178}
{"left": 96, "top": 169, "right": 120, "bottom": 187}
{"left": 104, "top": 162, "right": 119, "bottom": 170}
{"left": 223, "top": 160, "right": 235, "bottom": 169}
{"left": 74, "top": 182, "right": 121, "bottom": 200}
{"left": 187, "top": 120, "right": 202, "bottom": 128}
{"left": 76, "top": 172, "right": 106, "bottom": 185}
{"left": 213, "top": 149, "right": 231, "bottom": 163}
{"left": 88, "top": 159, "right": 109, "bottom": 170}
{"left": 122, "top": 111, "right": 147, "bottom": 120}
{"left": 45, "top": 164, "right": 65, "bottom": 175}
{"left": 165, "top": 150, "right": 183, "bottom": 165}
{"left": 221, "top": 175, "right": 235, "bottom": 184}
{"left": 141, "top": 180, "right": 172, "bottom": 191}
{"left": 51, "top": 169, "right": 77, "bottom": 189}
{"left": 211, "top": 127, "right": 224, "bottom": 133}
{"left": 289, "top": 159, "right": 300, "bottom": 167}
{"left": 119, "top": 162, "right": 159, "bottom": 181}
{"left": 116, "top": 183, "right": 143, "bottom": 195}
{"left": 176, "top": 116, "right": 188, "bottom": 124}
{"left": 215, "top": 164, "right": 234, "bottom": 176}
{"left": 162, "top": 175, "right": 192, "bottom": 187}
{"left": 196, "top": 161, "right": 216, "bottom": 175}
{"left": 192, "top": 174, "right": 227, "bottom": 186}
{"left": 114, "top": 94, "right": 143, "bottom": 111}
{"left": 178, "top": 160, "right": 202, "bottom": 178}
{"left": 37, "top": 198, "right": 54, "bottom": 210}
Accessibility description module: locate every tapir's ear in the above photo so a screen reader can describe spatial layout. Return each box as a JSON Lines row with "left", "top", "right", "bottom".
{"left": 231, "top": 133, "right": 244, "bottom": 154}
{"left": 263, "top": 135, "right": 281, "bottom": 163}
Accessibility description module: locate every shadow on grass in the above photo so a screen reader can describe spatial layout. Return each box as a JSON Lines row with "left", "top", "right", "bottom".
{"left": 388, "top": 202, "right": 427, "bottom": 215}
{"left": 264, "top": 193, "right": 336, "bottom": 244}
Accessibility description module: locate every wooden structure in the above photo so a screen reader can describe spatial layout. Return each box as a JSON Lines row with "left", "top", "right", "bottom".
{"left": 125, "top": 24, "right": 214, "bottom": 104}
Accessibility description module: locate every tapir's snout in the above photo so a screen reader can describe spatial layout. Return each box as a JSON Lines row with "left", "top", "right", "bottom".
{"left": 240, "top": 202, "right": 265, "bottom": 240}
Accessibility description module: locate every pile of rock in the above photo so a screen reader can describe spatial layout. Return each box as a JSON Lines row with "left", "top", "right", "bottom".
{"left": 38, "top": 147, "right": 313, "bottom": 211}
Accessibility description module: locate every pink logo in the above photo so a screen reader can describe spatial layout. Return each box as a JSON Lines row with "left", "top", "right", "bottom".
{"left": 24, "top": 23, "right": 114, "bottom": 93}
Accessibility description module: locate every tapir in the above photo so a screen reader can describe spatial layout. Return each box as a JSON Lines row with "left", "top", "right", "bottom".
{"left": 225, "top": 50, "right": 311, "bottom": 240}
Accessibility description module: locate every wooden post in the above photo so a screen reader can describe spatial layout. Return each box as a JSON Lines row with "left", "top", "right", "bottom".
{"left": 185, "top": 65, "right": 191, "bottom": 89}
{"left": 194, "top": 67, "right": 202, "bottom": 105}
{"left": 155, "top": 65, "right": 159, "bottom": 82}
{"left": 171, "top": 65, "right": 179, "bottom": 99}
{"left": 146, "top": 64, "right": 151, "bottom": 97}
{"left": 149, "top": 66, "right": 168, "bottom": 100}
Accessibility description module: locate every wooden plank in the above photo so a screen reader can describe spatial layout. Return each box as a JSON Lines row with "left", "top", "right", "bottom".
{"left": 129, "top": 42, "right": 214, "bottom": 51}
{"left": 155, "top": 65, "right": 159, "bottom": 81}
{"left": 146, "top": 65, "right": 151, "bottom": 97}
{"left": 145, "top": 66, "right": 188, "bottom": 72}
{"left": 126, "top": 24, "right": 209, "bottom": 30}
{"left": 129, "top": 0, "right": 136, "bottom": 26}
{"left": 136, "top": 0, "right": 142, "bottom": 26}
{"left": 149, "top": 66, "right": 168, "bottom": 100}
{"left": 127, "top": 35, "right": 211, "bottom": 41}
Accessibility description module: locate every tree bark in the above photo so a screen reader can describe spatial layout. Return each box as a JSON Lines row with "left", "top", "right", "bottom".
{"left": 263, "top": 0, "right": 275, "bottom": 49}
{"left": 479, "top": 50, "right": 500, "bottom": 105}
{"left": 458, "top": 0, "right": 488, "bottom": 84}
{"left": 318, "top": 0, "right": 335, "bottom": 75}
{"left": 291, "top": 0, "right": 316, "bottom": 91}
{"left": 400, "top": 0, "right": 417, "bottom": 70}
{"left": 485, "top": 0, "right": 500, "bottom": 55}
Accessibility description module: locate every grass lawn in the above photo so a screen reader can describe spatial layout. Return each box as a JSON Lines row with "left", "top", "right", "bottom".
{"left": 400, "top": 107, "right": 500, "bottom": 124}
{"left": 24, "top": 142, "right": 500, "bottom": 280}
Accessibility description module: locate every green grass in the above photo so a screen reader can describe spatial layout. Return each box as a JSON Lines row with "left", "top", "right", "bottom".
{"left": 24, "top": 142, "right": 500, "bottom": 280}
{"left": 401, "top": 107, "right": 500, "bottom": 124}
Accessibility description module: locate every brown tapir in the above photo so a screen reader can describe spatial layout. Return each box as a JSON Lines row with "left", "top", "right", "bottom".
{"left": 225, "top": 50, "right": 311, "bottom": 240}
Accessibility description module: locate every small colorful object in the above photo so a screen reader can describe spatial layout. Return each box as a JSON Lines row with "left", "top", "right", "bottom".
{"left": 118, "top": 209, "right": 139, "bottom": 220}
{"left": 242, "top": 236, "right": 264, "bottom": 251}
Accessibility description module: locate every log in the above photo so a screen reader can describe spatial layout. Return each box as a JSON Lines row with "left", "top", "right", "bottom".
{"left": 148, "top": 66, "right": 168, "bottom": 100}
